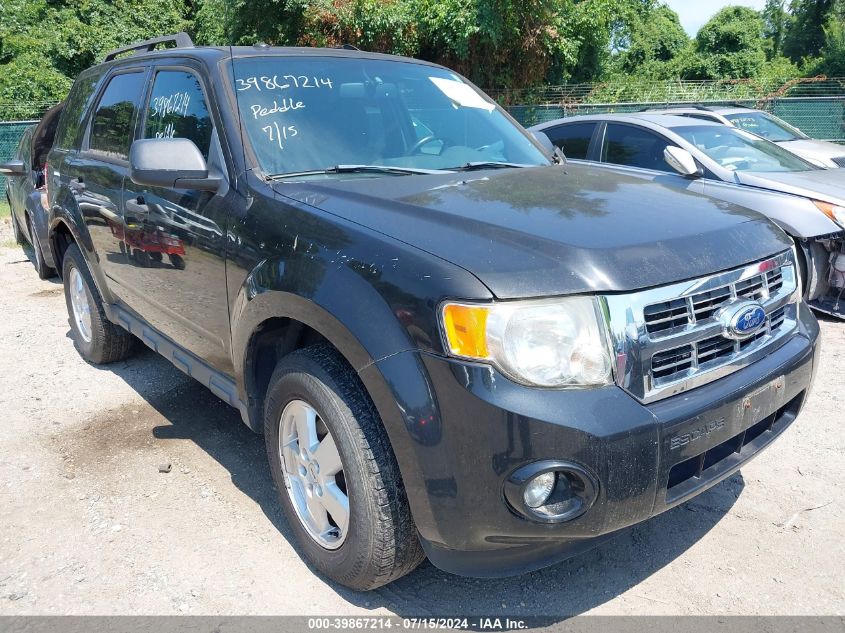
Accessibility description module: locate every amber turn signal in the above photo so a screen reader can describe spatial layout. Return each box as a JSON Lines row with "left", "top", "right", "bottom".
{"left": 441, "top": 303, "right": 490, "bottom": 359}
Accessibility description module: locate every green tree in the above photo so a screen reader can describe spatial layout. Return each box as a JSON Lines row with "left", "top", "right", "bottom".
{"left": 693, "top": 6, "right": 767, "bottom": 78}
{"left": 0, "top": 0, "right": 193, "bottom": 118}
{"left": 763, "top": 0, "right": 791, "bottom": 58}
{"left": 814, "top": 4, "right": 845, "bottom": 75}
{"left": 614, "top": 3, "right": 689, "bottom": 76}
{"left": 783, "top": 0, "right": 835, "bottom": 61}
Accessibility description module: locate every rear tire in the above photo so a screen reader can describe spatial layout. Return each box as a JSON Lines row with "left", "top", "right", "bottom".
{"left": 27, "top": 216, "right": 54, "bottom": 279}
{"left": 62, "top": 243, "right": 135, "bottom": 364}
{"left": 264, "top": 343, "right": 424, "bottom": 590}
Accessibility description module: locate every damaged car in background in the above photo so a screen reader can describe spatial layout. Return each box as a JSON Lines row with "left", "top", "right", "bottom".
{"left": 531, "top": 113, "right": 845, "bottom": 318}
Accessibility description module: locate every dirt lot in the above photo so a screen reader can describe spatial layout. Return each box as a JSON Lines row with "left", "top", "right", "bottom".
{"left": 0, "top": 216, "right": 842, "bottom": 619}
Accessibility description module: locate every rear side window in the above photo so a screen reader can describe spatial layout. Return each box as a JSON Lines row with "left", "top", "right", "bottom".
{"left": 144, "top": 70, "right": 212, "bottom": 158}
{"left": 54, "top": 70, "right": 104, "bottom": 150}
{"left": 88, "top": 72, "right": 146, "bottom": 159}
{"left": 601, "top": 124, "right": 672, "bottom": 173}
{"left": 544, "top": 123, "right": 596, "bottom": 159}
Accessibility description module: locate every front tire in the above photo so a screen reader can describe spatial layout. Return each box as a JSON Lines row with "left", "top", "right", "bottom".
{"left": 62, "top": 243, "right": 135, "bottom": 364}
{"left": 264, "top": 343, "right": 424, "bottom": 590}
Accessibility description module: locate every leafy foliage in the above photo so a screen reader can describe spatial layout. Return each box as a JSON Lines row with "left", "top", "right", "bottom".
{"left": 1, "top": 0, "right": 844, "bottom": 119}
{"left": 0, "top": 0, "right": 191, "bottom": 118}
{"left": 693, "top": 6, "right": 768, "bottom": 79}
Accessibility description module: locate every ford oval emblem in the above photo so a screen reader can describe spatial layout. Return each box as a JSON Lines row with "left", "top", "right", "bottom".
{"left": 721, "top": 301, "right": 767, "bottom": 340}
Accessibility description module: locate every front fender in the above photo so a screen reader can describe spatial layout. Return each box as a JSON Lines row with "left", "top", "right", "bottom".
{"left": 231, "top": 266, "right": 452, "bottom": 544}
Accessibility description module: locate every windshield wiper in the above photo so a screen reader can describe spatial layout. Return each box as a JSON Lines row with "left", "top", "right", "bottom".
{"left": 268, "top": 165, "right": 447, "bottom": 180}
{"left": 447, "top": 161, "right": 532, "bottom": 171}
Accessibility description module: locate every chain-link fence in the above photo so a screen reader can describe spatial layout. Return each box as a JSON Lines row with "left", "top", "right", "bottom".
{"left": 505, "top": 96, "right": 845, "bottom": 142}
{"left": 491, "top": 77, "right": 845, "bottom": 142}
{"left": 0, "top": 121, "right": 37, "bottom": 198}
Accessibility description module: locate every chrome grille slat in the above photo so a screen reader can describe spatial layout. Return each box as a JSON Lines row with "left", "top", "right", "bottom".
{"left": 602, "top": 252, "right": 800, "bottom": 404}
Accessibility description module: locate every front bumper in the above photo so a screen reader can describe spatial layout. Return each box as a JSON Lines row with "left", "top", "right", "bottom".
{"left": 366, "top": 304, "right": 820, "bottom": 578}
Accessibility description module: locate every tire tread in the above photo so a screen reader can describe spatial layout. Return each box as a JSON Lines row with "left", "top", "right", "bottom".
{"left": 264, "top": 343, "right": 424, "bottom": 590}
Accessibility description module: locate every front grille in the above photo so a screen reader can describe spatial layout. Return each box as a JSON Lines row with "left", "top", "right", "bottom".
{"left": 643, "top": 266, "right": 785, "bottom": 337}
{"left": 650, "top": 306, "right": 789, "bottom": 385}
{"left": 832, "top": 156, "right": 845, "bottom": 168}
{"left": 603, "top": 252, "right": 799, "bottom": 403}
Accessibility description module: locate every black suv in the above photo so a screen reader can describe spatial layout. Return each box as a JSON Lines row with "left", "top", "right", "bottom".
{"left": 46, "top": 33, "right": 820, "bottom": 590}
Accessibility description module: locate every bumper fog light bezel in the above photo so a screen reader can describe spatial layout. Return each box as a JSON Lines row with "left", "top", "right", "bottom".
{"left": 504, "top": 460, "right": 599, "bottom": 524}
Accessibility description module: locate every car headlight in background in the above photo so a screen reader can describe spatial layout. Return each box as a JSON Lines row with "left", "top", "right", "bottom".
{"left": 813, "top": 200, "right": 845, "bottom": 228}
{"left": 440, "top": 296, "right": 613, "bottom": 387}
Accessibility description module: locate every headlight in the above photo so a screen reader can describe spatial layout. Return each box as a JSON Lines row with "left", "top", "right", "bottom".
{"left": 813, "top": 200, "right": 845, "bottom": 228}
{"left": 440, "top": 296, "right": 613, "bottom": 387}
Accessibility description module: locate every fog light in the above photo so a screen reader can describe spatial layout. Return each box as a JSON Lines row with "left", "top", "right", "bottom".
{"left": 505, "top": 460, "right": 599, "bottom": 523}
{"left": 523, "top": 471, "right": 556, "bottom": 508}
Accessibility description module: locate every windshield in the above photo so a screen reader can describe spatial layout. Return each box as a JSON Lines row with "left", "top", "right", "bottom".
{"left": 724, "top": 111, "right": 807, "bottom": 142}
{"left": 229, "top": 56, "right": 549, "bottom": 178}
{"left": 672, "top": 125, "right": 816, "bottom": 173}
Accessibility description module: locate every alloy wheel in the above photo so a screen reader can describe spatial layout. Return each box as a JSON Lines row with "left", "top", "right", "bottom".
{"left": 278, "top": 399, "right": 349, "bottom": 549}
{"left": 69, "top": 267, "right": 93, "bottom": 343}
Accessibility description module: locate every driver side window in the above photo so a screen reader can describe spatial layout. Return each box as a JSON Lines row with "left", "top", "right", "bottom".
{"left": 601, "top": 124, "right": 672, "bottom": 173}
{"left": 144, "top": 70, "right": 212, "bottom": 158}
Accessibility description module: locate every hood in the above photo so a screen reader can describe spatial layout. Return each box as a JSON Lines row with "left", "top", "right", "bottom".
{"left": 274, "top": 164, "right": 792, "bottom": 298}
{"left": 736, "top": 167, "right": 845, "bottom": 206}
{"left": 777, "top": 138, "right": 845, "bottom": 163}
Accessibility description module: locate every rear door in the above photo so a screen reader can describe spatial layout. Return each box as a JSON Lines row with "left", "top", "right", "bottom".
{"left": 120, "top": 64, "right": 233, "bottom": 372}
{"left": 64, "top": 69, "right": 147, "bottom": 299}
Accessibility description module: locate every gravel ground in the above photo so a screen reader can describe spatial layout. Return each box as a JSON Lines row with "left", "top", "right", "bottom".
{"left": 0, "top": 214, "right": 843, "bottom": 618}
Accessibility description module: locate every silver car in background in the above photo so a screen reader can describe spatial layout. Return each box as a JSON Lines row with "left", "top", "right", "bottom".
{"left": 643, "top": 105, "right": 845, "bottom": 169}
{"left": 530, "top": 113, "right": 845, "bottom": 318}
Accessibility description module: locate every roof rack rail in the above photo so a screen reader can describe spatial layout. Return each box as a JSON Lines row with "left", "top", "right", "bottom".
{"left": 639, "top": 103, "right": 715, "bottom": 113}
{"left": 719, "top": 101, "right": 757, "bottom": 109}
{"left": 103, "top": 32, "right": 194, "bottom": 62}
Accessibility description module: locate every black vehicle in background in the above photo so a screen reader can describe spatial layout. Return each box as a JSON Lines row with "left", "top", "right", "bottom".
{"left": 1, "top": 104, "right": 64, "bottom": 278}
{"left": 45, "top": 33, "right": 819, "bottom": 590}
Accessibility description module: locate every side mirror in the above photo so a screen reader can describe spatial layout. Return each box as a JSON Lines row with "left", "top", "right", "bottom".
{"left": 129, "top": 138, "right": 221, "bottom": 192}
{"left": 664, "top": 146, "right": 702, "bottom": 178}
{"left": 0, "top": 160, "right": 27, "bottom": 176}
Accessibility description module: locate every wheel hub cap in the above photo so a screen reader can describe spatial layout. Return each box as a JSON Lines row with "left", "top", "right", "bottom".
{"left": 69, "top": 267, "right": 93, "bottom": 343}
{"left": 278, "top": 399, "right": 349, "bottom": 550}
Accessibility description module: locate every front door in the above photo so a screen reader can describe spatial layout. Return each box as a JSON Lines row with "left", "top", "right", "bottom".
{"left": 120, "top": 67, "right": 233, "bottom": 373}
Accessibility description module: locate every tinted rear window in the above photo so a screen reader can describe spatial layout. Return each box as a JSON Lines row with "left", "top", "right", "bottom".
{"left": 544, "top": 123, "right": 596, "bottom": 159}
{"left": 88, "top": 71, "right": 146, "bottom": 159}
